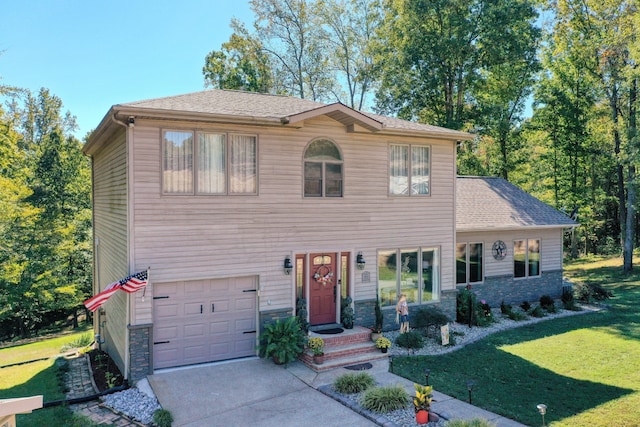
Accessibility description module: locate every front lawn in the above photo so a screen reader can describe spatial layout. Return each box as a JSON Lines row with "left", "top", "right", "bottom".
{"left": 391, "top": 255, "right": 640, "bottom": 427}
{"left": 0, "top": 329, "right": 97, "bottom": 427}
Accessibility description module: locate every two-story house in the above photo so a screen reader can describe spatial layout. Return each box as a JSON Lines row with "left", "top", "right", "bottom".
{"left": 83, "top": 89, "right": 575, "bottom": 381}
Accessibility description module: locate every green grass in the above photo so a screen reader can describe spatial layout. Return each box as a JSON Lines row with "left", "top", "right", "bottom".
{"left": 391, "top": 256, "right": 640, "bottom": 427}
{"left": 0, "top": 328, "right": 97, "bottom": 427}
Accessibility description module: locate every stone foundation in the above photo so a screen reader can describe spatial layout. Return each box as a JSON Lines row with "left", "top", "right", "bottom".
{"left": 128, "top": 324, "right": 152, "bottom": 381}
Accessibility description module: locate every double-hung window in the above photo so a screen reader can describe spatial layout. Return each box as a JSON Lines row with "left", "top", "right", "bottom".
{"left": 163, "top": 130, "right": 257, "bottom": 195}
{"left": 389, "top": 144, "right": 430, "bottom": 195}
{"left": 304, "top": 139, "right": 343, "bottom": 197}
{"left": 514, "top": 239, "right": 540, "bottom": 278}
{"left": 377, "top": 247, "right": 440, "bottom": 307}
{"left": 456, "top": 243, "right": 483, "bottom": 284}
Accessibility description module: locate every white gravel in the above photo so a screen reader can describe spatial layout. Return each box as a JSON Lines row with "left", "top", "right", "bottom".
{"left": 102, "top": 387, "right": 161, "bottom": 425}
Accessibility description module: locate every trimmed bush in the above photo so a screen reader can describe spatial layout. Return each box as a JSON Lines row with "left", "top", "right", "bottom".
{"left": 412, "top": 306, "right": 450, "bottom": 330}
{"left": 530, "top": 305, "right": 545, "bottom": 318}
{"left": 360, "top": 385, "right": 409, "bottom": 413}
{"left": 520, "top": 301, "right": 531, "bottom": 312}
{"left": 507, "top": 310, "right": 528, "bottom": 321}
{"left": 540, "top": 295, "right": 554, "bottom": 309}
{"left": 333, "top": 372, "right": 375, "bottom": 394}
{"left": 500, "top": 300, "right": 512, "bottom": 315}
{"left": 395, "top": 331, "right": 424, "bottom": 349}
{"left": 153, "top": 409, "right": 173, "bottom": 427}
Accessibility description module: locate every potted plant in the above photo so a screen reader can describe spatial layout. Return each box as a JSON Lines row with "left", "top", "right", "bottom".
{"left": 371, "top": 295, "right": 384, "bottom": 342}
{"left": 375, "top": 337, "right": 391, "bottom": 353}
{"left": 258, "top": 317, "right": 307, "bottom": 366}
{"left": 413, "top": 383, "right": 433, "bottom": 425}
{"left": 308, "top": 337, "right": 325, "bottom": 364}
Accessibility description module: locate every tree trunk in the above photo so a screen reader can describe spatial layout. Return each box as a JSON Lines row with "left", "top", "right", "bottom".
{"left": 623, "top": 77, "right": 637, "bottom": 272}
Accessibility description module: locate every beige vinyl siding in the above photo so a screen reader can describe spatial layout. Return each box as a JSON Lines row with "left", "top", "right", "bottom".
{"left": 91, "top": 128, "right": 129, "bottom": 372}
{"left": 456, "top": 228, "right": 565, "bottom": 279}
{"left": 129, "top": 116, "right": 456, "bottom": 319}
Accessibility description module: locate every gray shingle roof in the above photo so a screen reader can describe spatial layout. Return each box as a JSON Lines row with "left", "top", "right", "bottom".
{"left": 456, "top": 176, "right": 578, "bottom": 231}
{"left": 118, "top": 89, "right": 471, "bottom": 138}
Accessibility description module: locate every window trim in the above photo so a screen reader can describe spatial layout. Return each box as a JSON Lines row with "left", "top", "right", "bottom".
{"left": 377, "top": 247, "right": 440, "bottom": 307}
{"left": 161, "top": 129, "right": 258, "bottom": 196}
{"left": 456, "top": 242, "right": 484, "bottom": 285}
{"left": 303, "top": 138, "right": 344, "bottom": 198}
{"left": 388, "top": 143, "right": 431, "bottom": 197}
{"left": 513, "top": 238, "right": 541, "bottom": 279}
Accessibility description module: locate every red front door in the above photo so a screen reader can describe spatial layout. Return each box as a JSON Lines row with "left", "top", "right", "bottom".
{"left": 309, "top": 253, "right": 337, "bottom": 325}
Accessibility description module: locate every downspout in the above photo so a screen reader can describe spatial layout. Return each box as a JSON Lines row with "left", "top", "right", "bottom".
{"left": 111, "top": 114, "right": 133, "bottom": 380}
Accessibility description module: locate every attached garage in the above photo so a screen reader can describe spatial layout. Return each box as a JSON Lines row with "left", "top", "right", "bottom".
{"left": 153, "top": 276, "right": 257, "bottom": 369}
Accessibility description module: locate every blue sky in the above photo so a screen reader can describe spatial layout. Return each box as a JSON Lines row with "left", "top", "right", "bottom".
{"left": 1, "top": 1, "right": 253, "bottom": 138}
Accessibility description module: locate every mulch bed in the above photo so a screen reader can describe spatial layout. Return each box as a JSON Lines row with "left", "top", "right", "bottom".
{"left": 87, "top": 349, "right": 125, "bottom": 391}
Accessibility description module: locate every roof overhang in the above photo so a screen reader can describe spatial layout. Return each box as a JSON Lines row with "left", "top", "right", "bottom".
{"left": 456, "top": 223, "right": 580, "bottom": 233}
{"left": 281, "top": 103, "right": 383, "bottom": 132}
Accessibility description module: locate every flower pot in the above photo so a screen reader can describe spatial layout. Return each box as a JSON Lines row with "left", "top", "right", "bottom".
{"left": 313, "top": 354, "right": 324, "bottom": 364}
{"left": 415, "top": 409, "right": 429, "bottom": 424}
{"left": 371, "top": 332, "right": 382, "bottom": 342}
{"left": 381, "top": 347, "right": 388, "bottom": 353}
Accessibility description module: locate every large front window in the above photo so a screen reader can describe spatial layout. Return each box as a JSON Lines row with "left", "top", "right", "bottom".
{"left": 163, "top": 130, "right": 257, "bottom": 195}
{"left": 304, "top": 139, "right": 343, "bottom": 197}
{"left": 456, "top": 243, "right": 483, "bottom": 284}
{"left": 514, "top": 239, "right": 540, "bottom": 278}
{"left": 389, "top": 144, "right": 430, "bottom": 195}
{"left": 377, "top": 247, "right": 439, "bottom": 307}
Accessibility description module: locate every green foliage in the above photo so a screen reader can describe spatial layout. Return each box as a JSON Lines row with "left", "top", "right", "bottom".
{"left": 295, "top": 297, "right": 309, "bottom": 333}
{"left": 341, "top": 296, "right": 354, "bottom": 329}
{"left": 458, "top": 288, "right": 494, "bottom": 327}
{"left": 573, "top": 281, "right": 614, "bottom": 303}
{"left": 539, "top": 295, "right": 555, "bottom": 310}
{"left": 395, "top": 331, "right": 424, "bottom": 350}
{"left": 412, "top": 306, "right": 450, "bottom": 330}
{"left": 561, "top": 289, "right": 582, "bottom": 311}
{"left": 374, "top": 294, "right": 384, "bottom": 332}
{"left": 258, "top": 317, "right": 307, "bottom": 366}
{"left": 500, "top": 301, "right": 512, "bottom": 315}
{"left": 529, "top": 305, "right": 545, "bottom": 318}
{"left": 360, "top": 385, "right": 409, "bottom": 413}
{"left": 61, "top": 332, "right": 93, "bottom": 352}
{"left": 413, "top": 383, "right": 433, "bottom": 411}
{"left": 307, "top": 337, "right": 325, "bottom": 356}
{"left": 333, "top": 372, "right": 375, "bottom": 394}
{"left": 507, "top": 310, "right": 528, "bottom": 321}
{"left": 153, "top": 409, "right": 174, "bottom": 427}
{"left": 520, "top": 301, "right": 531, "bottom": 312}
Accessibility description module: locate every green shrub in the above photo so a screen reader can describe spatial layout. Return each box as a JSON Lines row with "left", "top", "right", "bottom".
{"left": 258, "top": 317, "right": 307, "bottom": 366}
{"left": 360, "top": 385, "right": 409, "bottom": 413}
{"left": 540, "top": 295, "right": 554, "bottom": 310}
{"left": 520, "top": 301, "right": 531, "bottom": 312}
{"left": 507, "top": 310, "right": 528, "bottom": 321}
{"left": 457, "top": 288, "right": 493, "bottom": 327}
{"left": 333, "top": 372, "right": 375, "bottom": 394}
{"left": 574, "top": 281, "right": 613, "bottom": 303}
{"left": 500, "top": 300, "right": 512, "bottom": 315}
{"left": 530, "top": 305, "right": 545, "bottom": 318}
{"left": 153, "top": 408, "right": 174, "bottom": 427}
{"left": 562, "top": 290, "right": 582, "bottom": 311}
{"left": 61, "top": 332, "right": 94, "bottom": 352}
{"left": 412, "top": 306, "right": 450, "bottom": 329}
{"left": 445, "top": 418, "right": 496, "bottom": 427}
{"left": 296, "top": 298, "right": 309, "bottom": 333}
{"left": 341, "top": 296, "right": 354, "bottom": 329}
{"left": 395, "top": 331, "right": 424, "bottom": 349}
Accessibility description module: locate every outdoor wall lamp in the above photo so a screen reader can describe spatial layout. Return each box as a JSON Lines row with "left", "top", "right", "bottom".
{"left": 284, "top": 256, "right": 293, "bottom": 275}
{"left": 466, "top": 380, "right": 475, "bottom": 404}
{"left": 537, "top": 403, "right": 547, "bottom": 426}
{"left": 356, "top": 252, "right": 366, "bottom": 270}
{"left": 424, "top": 368, "right": 431, "bottom": 386}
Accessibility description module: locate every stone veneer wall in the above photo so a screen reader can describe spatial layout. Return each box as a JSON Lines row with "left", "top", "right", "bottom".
{"left": 128, "top": 324, "right": 152, "bottom": 381}
{"left": 259, "top": 308, "right": 293, "bottom": 331}
{"left": 461, "top": 270, "right": 564, "bottom": 307}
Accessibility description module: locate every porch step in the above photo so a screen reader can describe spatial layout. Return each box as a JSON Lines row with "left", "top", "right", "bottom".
{"left": 301, "top": 326, "right": 389, "bottom": 372}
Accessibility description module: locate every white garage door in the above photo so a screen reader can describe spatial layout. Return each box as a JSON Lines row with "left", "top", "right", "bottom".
{"left": 153, "top": 276, "right": 257, "bottom": 369}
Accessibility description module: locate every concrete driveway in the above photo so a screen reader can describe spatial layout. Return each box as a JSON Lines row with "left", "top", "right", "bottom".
{"left": 147, "top": 357, "right": 376, "bottom": 427}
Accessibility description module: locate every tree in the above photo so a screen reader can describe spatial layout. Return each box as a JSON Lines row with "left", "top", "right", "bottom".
{"left": 203, "top": 19, "right": 274, "bottom": 92}
{"left": 374, "top": 0, "right": 540, "bottom": 132}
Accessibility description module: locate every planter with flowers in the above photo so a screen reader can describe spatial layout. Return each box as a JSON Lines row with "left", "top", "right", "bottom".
{"left": 308, "top": 337, "right": 325, "bottom": 364}
{"left": 375, "top": 337, "right": 391, "bottom": 353}
{"left": 413, "top": 383, "right": 433, "bottom": 425}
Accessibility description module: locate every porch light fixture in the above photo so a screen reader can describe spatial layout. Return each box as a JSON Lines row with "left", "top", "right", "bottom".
{"left": 466, "top": 380, "right": 474, "bottom": 404}
{"left": 284, "top": 256, "right": 293, "bottom": 275}
{"left": 537, "top": 403, "right": 547, "bottom": 426}
{"left": 356, "top": 252, "right": 366, "bottom": 270}
{"left": 424, "top": 368, "right": 431, "bottom": 386}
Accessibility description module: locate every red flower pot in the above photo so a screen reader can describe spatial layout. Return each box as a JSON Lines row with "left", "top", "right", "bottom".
{"left": 415, "top": 409, "right": 428, "bottom": 424}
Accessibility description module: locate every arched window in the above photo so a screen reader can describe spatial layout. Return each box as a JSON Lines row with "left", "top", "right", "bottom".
{"left": 304, "top": 139, "right": 343, "bottom": 197}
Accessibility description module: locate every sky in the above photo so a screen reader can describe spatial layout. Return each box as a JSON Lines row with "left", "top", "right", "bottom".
{"left": 1, "top": 1, "right": 254, "bottom": 138}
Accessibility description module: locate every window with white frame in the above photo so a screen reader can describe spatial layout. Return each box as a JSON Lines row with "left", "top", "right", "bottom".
{"left": 514, "top": 239, "right": 540, "bottom": 278}
{"left": 304, "top": 139, "right": 343, "bottom": 197}
{"left": 389, "top": 144, "right": 430, "bottom": 195}
{"left": 377, "top": 247, "right": 439, "bottom": 307}
{"left": 162, "top": 130, "right": 257, "bottom": 195}
{"left": 456, "top": 242, "right": 483, "bottom": 284}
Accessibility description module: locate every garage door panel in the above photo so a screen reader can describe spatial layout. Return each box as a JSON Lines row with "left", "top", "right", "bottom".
{"left": 153, "top": 276, "right": 257, "bottom": 369}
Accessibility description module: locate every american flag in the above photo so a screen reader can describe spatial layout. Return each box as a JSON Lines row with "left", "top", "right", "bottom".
{"left": 84, "top": 270, "right": 148, "bottom": 312}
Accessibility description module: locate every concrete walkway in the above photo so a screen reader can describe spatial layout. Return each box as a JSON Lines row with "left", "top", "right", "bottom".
{"left": 148, "top": 357, "right": 528, "bottom": 427}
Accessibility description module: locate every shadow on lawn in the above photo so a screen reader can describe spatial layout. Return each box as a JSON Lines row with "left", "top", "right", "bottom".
{"left": 392, "top": 295, "right": 639, "bottom": 426}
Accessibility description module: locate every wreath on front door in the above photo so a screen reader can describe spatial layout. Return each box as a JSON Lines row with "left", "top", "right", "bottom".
{"left": 313, "top": 265, "right": 334, "bottom": 286}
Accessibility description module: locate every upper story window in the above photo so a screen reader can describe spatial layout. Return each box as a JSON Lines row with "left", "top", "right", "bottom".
{"left": 389, "top": 144, "right": 430, "bottom": 196}
{"left": 456, "top": 242, "right": 483, "bottom": 284}
{"left": 163, "top": 130, "right": 257, "bottom": 195}
{"left": 304, "top": 139, "right": 343, "bottom": 197}
{"left": 514, "top": 239, "right": 540, "bottom": 278}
